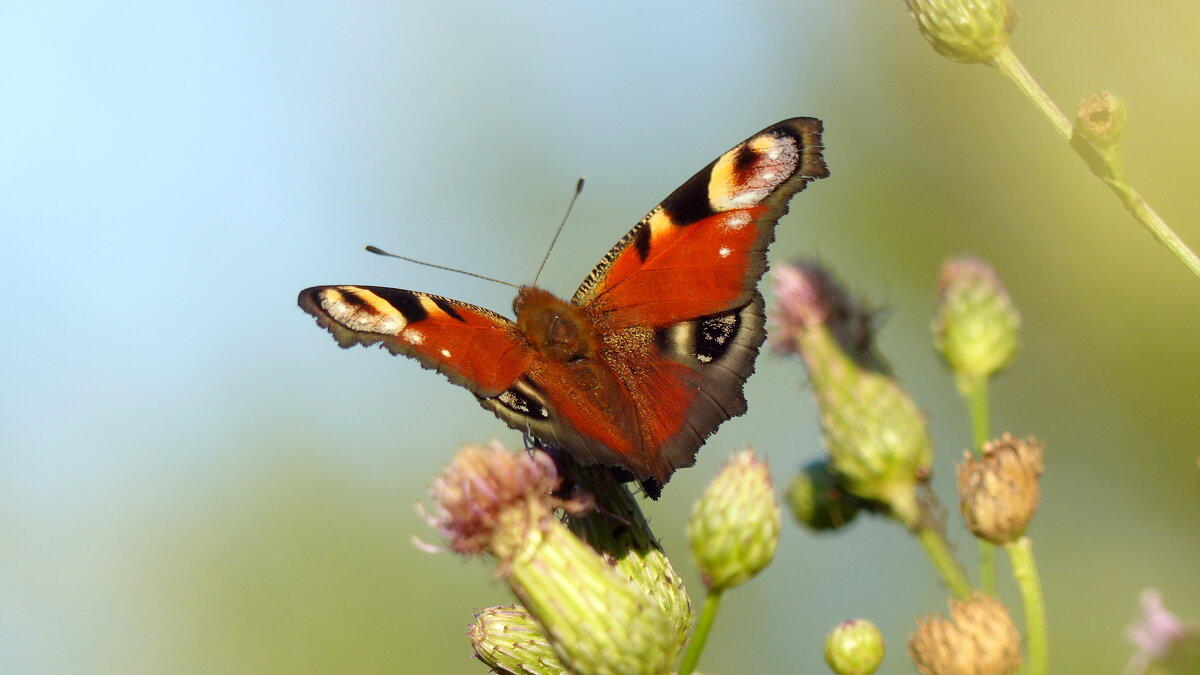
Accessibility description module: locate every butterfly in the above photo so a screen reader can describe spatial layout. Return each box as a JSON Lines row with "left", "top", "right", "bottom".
{"left": 299, "top": 118, "right": 828, "bottom": 493}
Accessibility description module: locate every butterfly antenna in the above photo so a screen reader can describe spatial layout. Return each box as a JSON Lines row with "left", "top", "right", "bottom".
{"left": 532, "top": 177, "right": 585, "bottom": 287}
{"left": 364, "top": 246, "right": 520, "bottom": 289}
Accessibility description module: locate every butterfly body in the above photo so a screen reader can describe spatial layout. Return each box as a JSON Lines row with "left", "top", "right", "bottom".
{"left": 300, "top": 118, "right": 828, "bottom": 490}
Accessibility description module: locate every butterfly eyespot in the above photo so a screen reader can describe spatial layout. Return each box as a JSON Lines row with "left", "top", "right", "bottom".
{"left": 695, "top": 312, "right": 741, "bottom": 361}
{"left": 488, "top": 380, "right": 552, "bottom": 421}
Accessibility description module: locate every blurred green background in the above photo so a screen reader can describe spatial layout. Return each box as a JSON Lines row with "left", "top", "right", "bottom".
{"left": 4, "top": 1, "right": 1198, "bottom": 673}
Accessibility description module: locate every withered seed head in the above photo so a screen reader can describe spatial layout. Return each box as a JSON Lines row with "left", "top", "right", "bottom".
{"left": 957, "top": 434, "right": 1043, "bottom": 545}
{"left": 909, "top": 594, "right": 1022, "bottom": 675}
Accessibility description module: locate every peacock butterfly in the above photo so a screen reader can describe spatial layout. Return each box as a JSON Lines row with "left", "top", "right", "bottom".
{"left": 299, "top": 118, "right": 828, "bottom": 492}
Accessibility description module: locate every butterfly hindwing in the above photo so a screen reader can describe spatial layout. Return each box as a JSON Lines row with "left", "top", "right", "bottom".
{"left": 298, "top": 285, "right": 534, "bottom": 396}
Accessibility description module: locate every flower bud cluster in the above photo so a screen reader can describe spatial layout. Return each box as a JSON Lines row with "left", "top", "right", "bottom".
{"left": 428, "top": 443, "right": 675, "bottom": 675}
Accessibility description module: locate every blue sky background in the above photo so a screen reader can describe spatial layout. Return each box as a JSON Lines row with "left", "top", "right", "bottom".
{"left": 4, "top": 1, "right": 1199, "bottom": 672}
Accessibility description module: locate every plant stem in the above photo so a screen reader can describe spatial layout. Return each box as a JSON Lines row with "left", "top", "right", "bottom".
{"left": 1102, "top": 178, "right": 1200, "bottom": 277}
{"left": 677, "top": 588, "right": 723, "bottom": 675}
{"left": 961, "top": 375, "right": 991, "bottom": 453}
{"left": 916, "top": 525, "right": 973, "bottom": 599}
{"left": 1008, "top": 537, "right": 1048, "bottom": 675}
{"left": 987, "top": 47, "right": 1200, "bottom": 280}
{"left": 959, "top": 375, "right": 997, "bottom": 594}
{"left": 989, "top": 47, "right": 1070, "bottom": 138}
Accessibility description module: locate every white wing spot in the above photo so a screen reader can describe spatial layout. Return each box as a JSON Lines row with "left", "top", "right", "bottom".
{"left": 725, "top": 188, "right": 769, "bottom": 208}
{"left": 402, "top": 329, "right": 425, "bottom": 345}
{"left": 760, "top": 171, "right": 777, "bottom": 181}
{"left": 720, "top": 211, "right": 753, "bottom": 231}
{"left": 697, "top": 354, "right": 714, "bottom": 363}
{"left": 767, "top": 149, "right": 781, "bottom": 160}
{"left": 718, "top": 246, "right": 732, "bottom": 258}
{"left": 440, "top": 348, "right": 452, "bottom": 358}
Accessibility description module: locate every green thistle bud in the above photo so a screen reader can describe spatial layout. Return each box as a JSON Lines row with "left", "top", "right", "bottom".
{"left": 1074, "top": 91, "right": 1129, "bottom": 150}
{"left": 425, "top": 442, "right": 675, "bottom": 675}
{"left": 470, "top": 604, "right": 565, "bottom": 675}
{"left": 957, "top": 434, "right": 1043, "bottom": 544}
{"left": 565, "top": 464, "right": 693, "bottom": 654}
{"left": 905, "top": 0, "right": 1017, "bottom": 64}
{"left": 933, "top": 257, "right": 1020, "bottom": 389}
{"left": 687, "top": 450, "right": 781, "bottom": 592}
{"left": 908, "top": 595, "right": 1022, "bottom": 675}
{"left": 801, "top": 322, "right": 933, "bottom": 528}
{"left": 825, "top": 619, "right": 886, "bottom": 675}
{"left": 772, "top": 262, "right": 930, "bottom": 526}
{"left": 785, "top": 459, "right": 863, "bottom": 532}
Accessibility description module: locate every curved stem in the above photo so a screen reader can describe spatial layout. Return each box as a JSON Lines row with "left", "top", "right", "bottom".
{"left": 677, "top": 588, "right": 723, "bottom": 675}
{"left": 987, "top": 46, "right": 1200, "bottom": 280}
{"left": 916, "top": 525, "right": 973, "bottom": 599}
{"left": 1008, "top": 537, "right": 1048, "bottom": 675}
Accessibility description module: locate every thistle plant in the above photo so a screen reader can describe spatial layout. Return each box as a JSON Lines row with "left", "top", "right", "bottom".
{"left": 770, "top": 257, "right": 1051, "bottom": 674}
{"left": 423, "top": 442, "right": 675, "bottom": 675}
{"left": 414, "top": 245, "right": 1192, "bottom": 673}
{"left": 934, "top": 256, "right": 1021, "bottom": 593}
{"left": 903, "top": 0, "right": 1200, "bottom": 279}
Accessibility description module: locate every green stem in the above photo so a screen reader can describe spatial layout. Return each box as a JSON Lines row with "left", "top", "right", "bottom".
{"left": 989, "top": 47, "right": 1071, "bottom": 139}
{"left": 959, "top": 375, "right": 996, "bottom": 593}
{"left": 915, "top": 525, "right": 973, "bottom": 599}
{"left": 1008, "top": 537, "right": 1048, "bottom": 675}
{"left": 677, "top": 588, "right": 723, "bottom": 675}
{"left": 987, "top": 46, "right": 1200, "bottom": 280}
{"left": 959, "top": 374, "right": 991, "bottom": 452}
{"left": 977, "top": 540, "right": 996, "bottom": 596}
{"left": 1102, "top": 178, "right": 1200, "bottom": 277}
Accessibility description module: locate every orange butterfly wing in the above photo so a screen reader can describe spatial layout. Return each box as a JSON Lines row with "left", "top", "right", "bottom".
{"left": 563, "top": 118, "right": 829, "bottom": 482}
{"left": 574, "top": 118, "right": 828, "bottom": 324}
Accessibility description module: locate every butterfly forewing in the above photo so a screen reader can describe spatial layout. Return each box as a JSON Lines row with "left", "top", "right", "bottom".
{"left": 298, "top": 285, "right": 533, "bottom": 395}
{"left": 571, "top": 117, "right": 828, "bottom": 324}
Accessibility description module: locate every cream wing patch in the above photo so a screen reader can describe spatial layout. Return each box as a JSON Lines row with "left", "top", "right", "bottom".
{"left": 320, "top": 286, "right": 409, "bottom": 334}
{"left": 706, "top": 133, "right": 800, "bottom": 211}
